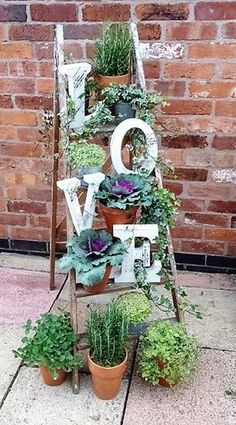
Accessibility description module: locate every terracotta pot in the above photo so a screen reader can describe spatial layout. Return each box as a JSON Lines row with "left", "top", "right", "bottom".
{"left": 83, "top": 265, "right": 112, "bottom": 295}
{"left": 39, "top": 365, "right": 67, "bottom": 386}
{"left": 95, "top": 73, "right": 130, "bottom": 90}
{"left": 99, "top": 203, "right": 139, "bottom": 232}
{"left": 157, "top": 359, "right": 178, "bottom": 388}
{"left": 88, "top": 349, "right": 128, "bottom": 400}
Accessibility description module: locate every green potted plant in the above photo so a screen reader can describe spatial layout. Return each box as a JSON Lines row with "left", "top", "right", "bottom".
{"left": 114, "top": 291, "right": 152, "bottom": 336}
{"left": 67, "top": 142, "right": 106, "bottom": 179}
{"left": 59, "top": 229, "right": 127, "bottom": 294}
{"left": 96, "top": 173, "right": 153, "bottom": 232}
{"left": 13, "top": 311, "right": 84, "bottom": 386}
{"left": 86, "top": 303, "right": 128, "bottom": 399}
{"left": 138, "top": 321, "right": 199, "bottom": 387}
{"left": 94, "top": 22, "right": 132, "bottom": 89}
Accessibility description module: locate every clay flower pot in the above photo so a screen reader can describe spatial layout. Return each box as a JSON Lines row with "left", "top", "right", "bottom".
{"left": 95, "top": 73, "right": 130, "bottom": 90}
{"left": 39, "top": 366, "right": 67, "bottom": 386}
{"left": 157, "top": 359, "right": 178, "bottom": 388}
{"left": 99, "top": 203, "right": 139, "bottom": 232}
{"left": 88, "top": 349, "right": 128, "bottom": 400}
{"left": 83, "top": 265, "right": 112, "bottom": 295}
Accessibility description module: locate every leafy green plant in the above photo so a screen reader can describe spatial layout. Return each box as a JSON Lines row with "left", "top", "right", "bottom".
{"left": 96, "top": 173, "right": 153, "bottom": 210}
{"left": 114, "top": 291, "right": 152, "bottom": 324}
{"left": 138, "top": 321, "right": 199, "bottom": 386}
{"left": 59, "top": 229, "right": 127, "bottom": 286}
{"left": 86, "top": 303, "right": 128, "bottom": 367}
{"left": 102, "top": 84, "right": 163, "bottom": 111}
{"left": 67, "top": 142, "right": 106, "bottom": 170}
{"left": 13, "top": 311, "right": 84, "bottom": 375}
{"left": 94, "top": 22, "right": 131, "bottom": 76}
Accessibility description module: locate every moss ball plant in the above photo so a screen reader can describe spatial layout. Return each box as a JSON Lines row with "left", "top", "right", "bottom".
{"left": 114, "top": 292, "right": 152, "bottom": 325}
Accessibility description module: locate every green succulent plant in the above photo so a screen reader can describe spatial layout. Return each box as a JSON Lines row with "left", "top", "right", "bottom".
{"left": 13, "top": 311, "right": 84, "bottom": 376}
{"left": 138, "top": 321, "right": 199, "bottom": 386}
{"left": 59, "top": 229, "right": 127, "bottom": 286}
{"left": 114, "top": 291, "right": 152, "bottom": 325}
{"left": 67, "top": 142, "right": 106, "bottom": 170}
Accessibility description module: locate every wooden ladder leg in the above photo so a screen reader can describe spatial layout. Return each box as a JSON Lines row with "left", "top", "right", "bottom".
{"left": 167, "top": 227, "right": 184, "bottom": 323}
{"left": 70, "top": 268, "right": 80, "bottom": 394}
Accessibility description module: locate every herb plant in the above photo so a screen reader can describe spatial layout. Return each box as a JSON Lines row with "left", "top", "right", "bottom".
{"left": 13, "top": 311, "right": 84, "bottom": 375}
{"left": 67, "top": 142, "right": 106, "bottom": 170}
{"left": 114, "top": 291, "right": 152, "bottom": 324}
{"left": 86, "top": 303, "right": 128, "bottom": 367}
{"left": 94, "top": 23, "right": 131, "bottom": 77}
{"left": 59, "top": 229, "right": 127, "bottom": 286}
{"left": 138, "top": 321, "right": 199, "bottom": 386}
{"left": 96, "top": 173, "right": 153, "bottom": 210}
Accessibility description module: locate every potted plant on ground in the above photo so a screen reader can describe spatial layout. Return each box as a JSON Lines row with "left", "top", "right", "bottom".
{"left": 114, "top": 291, "right": 152, "bottom": 336}
{"left": 94, "top": 22, "right": 132, "bottom": 89}
{"left": 96, "top": 173, "right": 153, "bottom": 232}
{"left": 86, "top": 303, "right": 128, "bottom": 399}
{"left": 67, "top": 142, "right": 106, "bottom": 180}
{"left": 138, "top": 321, "right": 199, "bottom": 387}
{"left": 59, "top": 229, "right": 127, "bottom": 294}
{"left": 13, "top": 311, "right": 84, "bottom": 386}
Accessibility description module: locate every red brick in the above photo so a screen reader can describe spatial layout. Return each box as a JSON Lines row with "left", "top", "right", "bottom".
{"left": 188, "top": 184, "right": 230, "bottom": 200}
{"left": 26, "top": 188, "right": 51, "bottom": 202}
{"left": 0, "top": 63, "right": 8, "bottom": 76}
{"left": 163, "top": 100, "right": 212, "bottom": 115}
{"left": 86, "top": 43, "right": 96, "bottom": 59}
{"left": 17, "top": 127, "right": 41, "bottom": 143}
{"left": 152, "top": 81, "right": 185, "bottom": 97}
{"left": 221, "top": 65, "right": 236, "bottom": 80}
{"left": 0, "top": 78, "right": 35, "bottom": 94}
{"left": 162, "top": 149, "right": 183, "bottom": 166}
{"left": 179, "top": 198, "right": 205, "bottom": 212}
{"left": 0, "top": 213, "right": 26, "bottom": 226}
{"left": 0, "top": 42, "right": 32, "bottom": 59}
{"left": 223, "top": 22, "right": 236, "bottom": 39}
{"left": 30, "top": 4, "right": 77, "bottom": 22}
{"left": 83, "top": 4, "right": 130, "bottom": 21}
{"left": 215, "top": 101, "right": 236, "bottom": 117}
{"left": 0, "top": 5, "right": 27, "bottom": 22}
{"left": 195, "top": 2, "right": 236, "bottom": 21}
{"left": 15, "top": 95, "right": 53, "bottom": 110}
{"left": 226, "top": 243, "right": 236, "bottom": 257}
{"left": 36, "top": 78, "right": 54, "bottom": 94}
{"left": 38, "top": 62, "right": 53, "bottom": 78}
{"left": 0, "top": 111, "right": 37, "bottom": 126}
{"left": 143, "top": 61, "right": 160, "bottom": 79}
{"left": 64, "top": 23, "right": 102, "bottom": 40}
{"left": 18, "top": 61, "right": 38, "bottom": 77}
{"left": 164, "top": 63, "right": 215, "bottom": 80}
{"left": 168, "top": 168, "right": 208, "bottom": 181}
{"left": 212, "top": 136, "right": 236, "bottom": 151}
{"left": 33, "top": 42, "right": 53, "bottom": 60}
{"left": 0, "top": 24, "right": 6, "bottom": 41}
{"left": 9, "top": 24, "right": 54, "bottom": 42}
{"left": 171, "top": 226, "right": 202, "bottom": 239}
{"left": 30, "top": 216, "right": 51, "bottom": 228}
{"left": 204, "top": 228, "right": 236, "bottom": 242}
{"left": 63, "top": 41, "right": 83, "bottom": 61}
{"left": 7, "top": 201, "right": 47, "bottom": 214}
{"left": 162, "top": 135, "right": 207, "bottom": 149}
{"left": 136, "top": 3, "right": 189, "bottom": 21}
{"left": 8, "top": 62, "right": 19, "bottom": 76}
{"left": 208, "top": 201, "right": 236, "bottom": 214}
{"left": 189, "top": 82, "right": 236, "bottom": 98}
{"left": 6, "top": 187, "right": 26, "bottom": 200}
{"left": 184, "top": 213, "right": 227, "bottom": 227}
{"left": 138, "top": 23, "right": 161, "bottom": 40}
{"left": 163, "top": 181, "right": 183, "bottom": 196}
{"left": 0, "top": 126, "right": 16, "bottom": 141}
{"left": 167, "top": 22, "right": 217, "bottom": 40}
{"left": 1, "top": 142, "right": 41, "bottom": 158}
{"left": 181, "top": 240, "right": 224, "bottom": 255}
{"left": 10, "top": 227, "right": 49, "bottom": 241}
{"left": 0, "top": 95, "right": 13, "bottom": 109}
{"left": 189, "top": 44, "right": 236, "bottom": 59}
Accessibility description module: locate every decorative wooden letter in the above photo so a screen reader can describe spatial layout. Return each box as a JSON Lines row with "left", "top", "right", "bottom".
{"left": 113, "top": 224, "right": 161, "bottom": 283}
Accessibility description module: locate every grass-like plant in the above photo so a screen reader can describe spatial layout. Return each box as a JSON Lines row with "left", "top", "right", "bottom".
{"left": 86, "top": 303, "right": 128, "bottom": 367}
{"left": 94, "top": 22, "right": 131, "bottom": 76}
{"left": 138, "top": 321, "right": 199, "bottom": 386}
{"left": 13, "top": 311, "right": 84, "bottom": 376}
{"left": 67, "top": 142, "right": 106, "bottom": 170}
{"left": 114, "top": 292, "right": 152, "bottom": 325}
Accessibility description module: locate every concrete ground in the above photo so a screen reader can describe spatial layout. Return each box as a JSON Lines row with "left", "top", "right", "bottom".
{"left": 0, "top": 252, "right": 235, "bottom": 425}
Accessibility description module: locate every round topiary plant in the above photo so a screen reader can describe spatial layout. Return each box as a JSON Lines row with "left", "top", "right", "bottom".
{"left": 138, "top": 321, "right": 199, "bottom": 387}
{"left": 67, "top": 142, "right": 106, "bottom": 170}
{"left": 114, "top": 292, "right": 152, "bottom": 325}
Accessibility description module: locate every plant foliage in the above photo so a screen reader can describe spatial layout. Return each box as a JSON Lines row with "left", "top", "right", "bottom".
{"left": 13, "top": 311, "right": 84, "bottom": 375}
{"left": 59, "top": 229, "right": 127, "bottom": 286}
{"left": 86, "top": 303, "right": 128, "bottom": 367}
{"left": 94, "top": 23, "right": 131, "bottom": 77}
{"left": 114, "top": 291, "right": 152, "bottom": 324}
{"left": 67, "top": 142, "right": 106, "bottom": 169}
{"left": 138, "top": 321, "right": 199, "bottom": 386}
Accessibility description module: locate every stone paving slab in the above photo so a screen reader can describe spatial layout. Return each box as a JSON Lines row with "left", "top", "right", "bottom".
{"left": 123, "top": 349, "right": 236, "bottom": 425}
{"left": 0, "top": 367, "right": 128, "bottom": 425}
{"left": 0, "top": 325, "right": 22, "bottom": 402}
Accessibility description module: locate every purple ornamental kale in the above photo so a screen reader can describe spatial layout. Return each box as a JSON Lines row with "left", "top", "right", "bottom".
{"left": 111, "top": 180, "right": 136, "bottom": 197}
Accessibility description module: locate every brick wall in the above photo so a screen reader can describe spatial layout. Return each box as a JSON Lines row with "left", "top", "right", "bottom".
{"left": 0, "top": 1, "right": 236, "bottom": 260}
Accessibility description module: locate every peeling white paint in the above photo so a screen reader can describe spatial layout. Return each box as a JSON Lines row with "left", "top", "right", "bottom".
{"left": 184, "top": 218, "right": 196, "bottom": 225}
{"left": 192, "top": 91, "right": 209, "bottom": 98}
{"left": 212, "top": 169, "right": 236, "bottom": 184}
{"left": 140, "top": 42, "right": 184, "bottom": 60}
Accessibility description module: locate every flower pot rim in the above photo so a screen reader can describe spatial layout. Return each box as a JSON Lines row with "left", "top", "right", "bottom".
{"left": 96, "top": 72, "right": 130, "bottom": 79}
{"left": 88, "top": 349, "right": 128, "bottom": 370}
{"left": 99, "top": 202, "right": 139, "bottom": 212}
